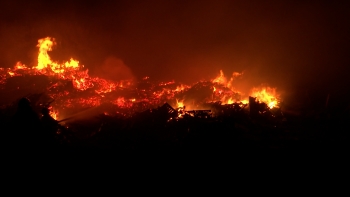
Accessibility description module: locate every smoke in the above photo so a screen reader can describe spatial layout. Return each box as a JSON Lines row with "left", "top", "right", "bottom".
{"left": 91, "top": 57, "right": 134, "bottom": 81}
{"left": 1, "top": 0, "right": 350, "bottom": 106}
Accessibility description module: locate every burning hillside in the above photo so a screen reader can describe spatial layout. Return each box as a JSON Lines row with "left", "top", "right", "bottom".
{"left": 0, "top": 37, "right": 280, "bottom": 120}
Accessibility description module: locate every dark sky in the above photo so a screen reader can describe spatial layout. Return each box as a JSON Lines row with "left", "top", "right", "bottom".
{"left": 1, "top": 0, "right": 350, "bottom": 98}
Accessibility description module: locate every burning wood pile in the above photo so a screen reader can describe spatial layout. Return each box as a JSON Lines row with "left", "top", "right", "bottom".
{"left": 0, "top": 37, "right": 281, "bottom": 122}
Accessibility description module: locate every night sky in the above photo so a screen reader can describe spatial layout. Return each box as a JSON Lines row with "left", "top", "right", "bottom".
{"left": 1, "top": 0, "right": 350, "bottom": 102}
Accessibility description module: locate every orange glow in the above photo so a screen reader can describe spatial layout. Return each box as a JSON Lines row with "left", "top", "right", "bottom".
{"left": 93, "top": 78, "right": 117, "bottom": 94}
{"left": 159, "top": 80, "right": 175, "bottom": 86}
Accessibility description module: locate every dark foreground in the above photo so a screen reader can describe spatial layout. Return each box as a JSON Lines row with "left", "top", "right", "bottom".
{"left": 2, "top": 105, "right": 349, "bottom": 163}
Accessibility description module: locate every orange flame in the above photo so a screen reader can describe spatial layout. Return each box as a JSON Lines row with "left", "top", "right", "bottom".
{"left": 176, "top": 99, "right": 184, "bottom": 108}
{"left": 250, "top": 87, "right": 279, "bottom": 108}
{"left": 47, "top": 106, "right": 59, "bottom": 120}
{"left": 33, "top": 37, "right": 128, "bottom": 92}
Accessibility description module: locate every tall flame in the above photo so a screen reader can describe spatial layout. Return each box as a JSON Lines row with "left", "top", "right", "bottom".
{"left": 33, "top": 37, "right": 127, "bottom": 92}
{"left": 36, "top": 37, "right": 55, "bottom": 70}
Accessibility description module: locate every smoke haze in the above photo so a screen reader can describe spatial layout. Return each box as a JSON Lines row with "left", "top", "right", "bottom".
{"left": 1, "top": 0, "right": 350, "bottom": 103}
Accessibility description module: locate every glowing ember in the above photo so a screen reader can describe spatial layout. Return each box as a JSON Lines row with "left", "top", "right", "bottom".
{"left": 93, "top": 78, "right": 117, "bottom": 94}
{"left": 113, "top": 97, "right": 126, "bottom": 107}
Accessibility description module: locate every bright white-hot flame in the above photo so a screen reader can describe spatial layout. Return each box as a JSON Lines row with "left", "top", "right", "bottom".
{"left": 250, "top": 87, "right": 279, "bottom": 108}
{"left": 36, "top": 37, "right": 55, "bottom": 70}
{"left": 227, "top": 97, "right": 234, "bottom": 104}
{"left": 176, "top": 99, "right": 184, "bottom": 108}
{"left": 8, "top": 71, "right": 14, "bottom": 76}
{"left": 241, "top": 100, "right": 248, "bottom": 104}
{"left": 50, "top": 111, "right": 59, "bottom": 120}
{"left": 65, "top": 58, "right": 79, "bottom": 69}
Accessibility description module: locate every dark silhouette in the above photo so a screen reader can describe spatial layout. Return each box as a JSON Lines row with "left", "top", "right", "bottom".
{"left": 10, "top": 97, "right": 41, "bottom": 150}
{"left": 13, "top": 97, "right": 40, "bottom": 125}
{"left": 40, "top": 107, "right": 59, "bottom": 148}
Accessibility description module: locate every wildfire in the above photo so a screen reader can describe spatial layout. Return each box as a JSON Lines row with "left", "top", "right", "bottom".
{"left": 0, "top": 36, "right": 281, "bottom": 120}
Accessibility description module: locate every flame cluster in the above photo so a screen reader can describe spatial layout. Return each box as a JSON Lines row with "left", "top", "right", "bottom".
{"left": 0, "top": 37, "right": 280, "bottom": 120}
{"left": 211, "top": 70, "right": 279, "bottom": 108}
{"left": 2, "top": 37, "right": 130, "bottom": 94}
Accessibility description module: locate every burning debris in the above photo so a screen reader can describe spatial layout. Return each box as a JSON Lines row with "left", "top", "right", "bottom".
{"left": 1, "top": 37, "right": 348, "bottom": 155}
{"left": 0, "top": 37, "right": 281, "bottom": 122}
{"left": 0, "top": 36, "right": 285, "bottom": 149}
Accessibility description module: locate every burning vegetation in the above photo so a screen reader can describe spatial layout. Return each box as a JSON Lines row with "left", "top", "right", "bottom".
{"left": 0, "top": 37, "right": 280, "bottom": 121}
